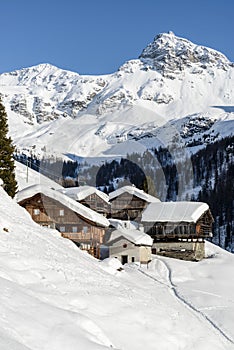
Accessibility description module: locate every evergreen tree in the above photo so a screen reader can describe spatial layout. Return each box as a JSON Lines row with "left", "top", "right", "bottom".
{"left": 0, "top": 98, "right": 17, "bottom": 197}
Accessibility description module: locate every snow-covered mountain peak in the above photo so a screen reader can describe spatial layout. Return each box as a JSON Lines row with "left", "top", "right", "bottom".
{"left": 0, "top": 62, "right": 109, "bottom": 125}
{"left": 0, "top": 63, "right": 80, "bottom": 87}
{"left": 23, "top": 62, "right": 59, "bottom": 72}
{"left": 139, "top": 31, "right": 232, "bottom": 72}
{"left": 0, "top": 32, "right": 233, "bottom": 158}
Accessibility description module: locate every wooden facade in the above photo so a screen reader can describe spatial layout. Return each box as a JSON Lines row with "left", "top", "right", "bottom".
{"left": 142, "top": 209, "right": 213, "bottom": 242}
{"left": 79, "top": 192, "right": 110, "bottom": 217}
{"left": 18, "top": 193, "right": 106, "bottom": 258}
{"left": 110, "top": 193, "right": 148, "bottom": 221}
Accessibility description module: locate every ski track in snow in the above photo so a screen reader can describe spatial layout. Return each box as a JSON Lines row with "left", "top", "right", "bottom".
{"left": 137, "top": 257, "right": 234, "bottom": 346}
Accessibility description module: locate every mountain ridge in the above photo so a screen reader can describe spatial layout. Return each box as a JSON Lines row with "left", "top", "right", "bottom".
{"left": 0, "top": 32, "right": 233, "bottom": 159}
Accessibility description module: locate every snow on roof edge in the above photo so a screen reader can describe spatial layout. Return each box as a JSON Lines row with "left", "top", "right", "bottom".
{"left": 16, "top": 184, "right": 109, "bottom": 227}
{"left": 57, "top": 185, "right": 109, "bottom": 203}
{"left": 142, "top": 202, "right": 210, "bottom": 223}
{"left": 106, "top": 228, "right": 153, "bottom": 246}
{"left": 109, "top": 185, "right": 160, "bottom": 203}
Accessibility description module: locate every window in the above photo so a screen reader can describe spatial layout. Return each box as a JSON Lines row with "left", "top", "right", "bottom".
{"left": 72, "top": 226, "right": 77, "bottom": 233}
{"left": 60, "top": 226, "right": 65, "bottom": 232}
{"left": 33, "top": 209, "right": 40, "bottom": 215}
{"left": 82, "top": 226, "right": 88, "bottom": 234}
{"left": 158, "top": 226, "right": 164, "bottom": 235}
{"left": 132, "top": 257, "right": 135, "bottom": 263}
{"left": 59, "top": 209, "right": 64, "bottom": 216}
{"left": 165, "top": 225, "right": 174, "bottom": 234}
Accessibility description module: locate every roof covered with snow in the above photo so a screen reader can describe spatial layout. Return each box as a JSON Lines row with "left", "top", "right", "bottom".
{"left": 16, "top": 184, "right": 109, "bottom": 227}
{"left": 142, "top": 202, "right": 210, "bottom": 223}
{"left": 106, "top": 228, "right": 153, "bottom": 246}
{"left": 108, "top": 219, "right": 139, "bottom": 230}
{"left": 57, "top": 185, "right": 109, "bottom": 203}
{"left": 109, "top": 185, "right": 160, "bottom": 203}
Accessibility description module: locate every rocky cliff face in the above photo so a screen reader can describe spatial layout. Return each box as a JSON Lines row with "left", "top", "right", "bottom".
{"left": 139, "top": 31, "right": 233, "bottom": 73}
{"left": 0, "top": 63, "right": 108, "bottom": 125}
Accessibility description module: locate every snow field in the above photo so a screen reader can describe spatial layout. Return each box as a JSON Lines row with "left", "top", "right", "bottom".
{"left": 0, "top": 185, "right": 234, "bottom": 349}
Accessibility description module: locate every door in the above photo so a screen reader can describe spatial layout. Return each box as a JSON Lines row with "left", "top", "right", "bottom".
{"left": 121, "top": 255, "right": 128, "bottom": 264}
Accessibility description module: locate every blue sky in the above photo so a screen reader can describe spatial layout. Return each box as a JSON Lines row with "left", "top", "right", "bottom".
{"left": 1, "top": 0, "right": 234, "bottom": 75}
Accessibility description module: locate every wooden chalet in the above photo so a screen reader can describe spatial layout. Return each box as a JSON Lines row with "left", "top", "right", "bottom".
{"left": 57, "top": 186, "right": 110, "bottom": 217}
{"left": 141, "top": 202, "right": 214, "bottom": 260}
{"left": 109, "top": 185, "right": 160, "bottom": 221}
{"left": 141, "top": 202, "right": 213, "bottom": 240}
{"left": 16, "top": 185, "right": 109, "bottom": 258}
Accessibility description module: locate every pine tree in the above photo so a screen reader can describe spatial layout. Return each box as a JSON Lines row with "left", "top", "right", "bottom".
{"left": 0, "top": 98, "right": 17, "bottom": 197}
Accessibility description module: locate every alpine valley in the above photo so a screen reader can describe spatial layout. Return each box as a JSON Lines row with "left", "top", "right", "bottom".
{"left": 0, "top": 32, "right": 234, "bottom": 249}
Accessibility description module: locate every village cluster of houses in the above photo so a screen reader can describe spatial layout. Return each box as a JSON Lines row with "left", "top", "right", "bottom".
{"left": 16, "top": 184, "right": 214, "bottom": 263}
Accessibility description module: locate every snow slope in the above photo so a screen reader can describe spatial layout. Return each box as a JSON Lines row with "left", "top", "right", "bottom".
{"left": 0, "top": 186, "right": 234, "bottom": 349}
{"left": 0, "top": 32, "right": 233, "bottom": 160}
{"left": 15, "top": 161, "right": 63, "bottom": 191}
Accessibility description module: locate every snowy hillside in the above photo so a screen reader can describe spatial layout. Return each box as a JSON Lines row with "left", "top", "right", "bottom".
{"left": 1, "top": 186, "right": 234, "bottom": 349}
{"left": 0, "top": 32, "right": 233, "bottom": 159}
{"left": 15, "top": 161, "right": 63, "bottom": 191}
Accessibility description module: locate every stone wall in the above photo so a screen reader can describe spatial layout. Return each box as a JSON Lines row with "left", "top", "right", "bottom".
{"left": 152, "top": 241, "right": 205, "bottom": 261}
